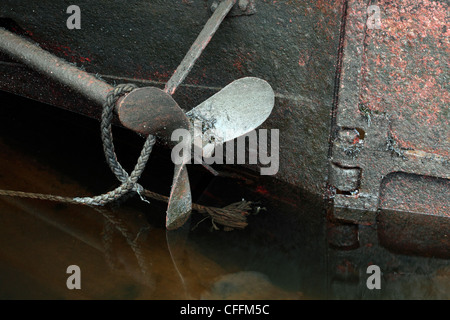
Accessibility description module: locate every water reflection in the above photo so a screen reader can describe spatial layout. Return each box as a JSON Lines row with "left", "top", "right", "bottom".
{"left": 0, "top": 98, "right": 325, "bottom": 299}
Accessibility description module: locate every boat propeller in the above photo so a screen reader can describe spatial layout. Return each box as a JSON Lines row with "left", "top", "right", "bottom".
{"left": 113, "top": 0, "right": 276, "bottom": 229}
{"left": 116, "top": 77, "right": 274, "bottom": 230}
{"left": 0, "top": 0, "right": 275, "bottom": 230}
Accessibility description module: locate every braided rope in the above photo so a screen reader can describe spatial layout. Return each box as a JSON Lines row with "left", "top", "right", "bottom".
{"left": 0, "top": 84, "right": 153, "bottom": 207}
{"left": 74, "top": 84, "right": 156, "bottom": 205}
{"left": 100, "top": 84, "right": 141, "bottom": 185}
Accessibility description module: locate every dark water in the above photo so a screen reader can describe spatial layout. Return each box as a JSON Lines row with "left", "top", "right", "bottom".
{"left": 0, "top": 91, "right": 448, "bottom": 300}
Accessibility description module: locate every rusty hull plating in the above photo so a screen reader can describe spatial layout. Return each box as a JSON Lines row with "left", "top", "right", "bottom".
{"left": 329, "top": 0, "right": 448, "bottom": 228}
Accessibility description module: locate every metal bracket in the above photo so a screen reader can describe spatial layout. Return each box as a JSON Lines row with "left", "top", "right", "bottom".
{"left": 211, "top": 0, "right": 256, "bottom": 16}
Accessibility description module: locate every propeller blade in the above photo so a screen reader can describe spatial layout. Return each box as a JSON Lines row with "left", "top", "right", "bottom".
{"left": 166, "top": 163, "right": 192, "bottom": 230}
{"left": 187, "top": 77, "right": 275, "bottom": 157}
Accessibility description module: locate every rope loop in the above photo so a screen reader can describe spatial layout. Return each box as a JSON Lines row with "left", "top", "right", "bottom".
{"left": 74, "top": 84, "right": 156, "bottom": 205}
